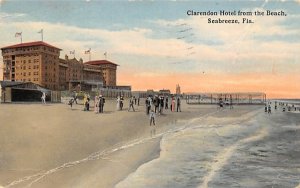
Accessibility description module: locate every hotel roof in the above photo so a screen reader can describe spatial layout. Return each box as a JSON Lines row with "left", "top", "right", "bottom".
{"left": 85, "top": 60, "right": 119, "bottom": 66}
{"left": 1, "top": 41, "right": 61, "bottom": 50}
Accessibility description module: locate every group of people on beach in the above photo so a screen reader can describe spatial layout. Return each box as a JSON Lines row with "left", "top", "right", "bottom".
{"left": 67, "top": 92, "right": 182, "bottom": 126}
{"left": 146, "top": 95, "right": 182, "bottom": 126}
{"left": 145, "top": 95, "right": 181, "bottom": 115}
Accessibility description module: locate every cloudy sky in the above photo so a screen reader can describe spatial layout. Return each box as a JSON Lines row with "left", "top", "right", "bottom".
{"left": 0, "top": 0, "right": 299, "bottom": 98}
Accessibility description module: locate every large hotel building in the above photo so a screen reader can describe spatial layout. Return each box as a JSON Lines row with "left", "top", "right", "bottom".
{"left": 1, "top": 41, "right": 118, "bottom": 91}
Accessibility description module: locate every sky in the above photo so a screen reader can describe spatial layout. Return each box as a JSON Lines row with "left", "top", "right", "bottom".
{"left": 0, "top": 0, "right": 299, "bottom": 98}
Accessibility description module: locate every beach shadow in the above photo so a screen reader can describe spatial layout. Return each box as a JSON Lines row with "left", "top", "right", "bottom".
{"left": 102, "top": 111, "right": 114, "bottom": 114}
{"left": 158, "top": 113, "right": 167, "bottom": 117}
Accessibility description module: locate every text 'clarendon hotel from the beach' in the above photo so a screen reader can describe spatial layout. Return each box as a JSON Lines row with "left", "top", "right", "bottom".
{"left": 1, "top": 41, "right": 118, "bottom": 91}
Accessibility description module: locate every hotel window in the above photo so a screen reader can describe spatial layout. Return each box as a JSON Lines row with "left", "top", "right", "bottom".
{"left": 24, "top": 73, "right": 26, "bottom": 76}
{"left": 28, "top": 72, "right": 31, "bottom": 76}
{"left": 23, "top": 66, "right": 26, "bottom": 70}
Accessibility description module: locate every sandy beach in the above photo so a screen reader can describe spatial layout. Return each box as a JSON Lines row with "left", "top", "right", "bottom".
{"left": 0, "top": 99, "right": 217, "bottom": 188}
{"left": 0, "top": 99, "right": 299, "bottom": 188}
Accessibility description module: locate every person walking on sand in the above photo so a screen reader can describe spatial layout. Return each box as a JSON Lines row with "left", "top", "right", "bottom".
{"left": 146, "top": 97, "right": 151, "bottom": 115}
{"left": 128, "top": 97, "right": 135, "bottom": 112}
{"left": 138, "top": 97, "right": 140, "bottom": 106}
{"left": 171, "top": 96, "right": 175, "bottom": 112}
{"left": 134, "top": 96, "right": 137, "bottom": 105}
{"left": 83, "top": 94, "right": 87, "bottom": 111}
{"left": 72, "top": 91, "right": 78, "bottom": 104}
{"left": 159, "top": 96, "right": 164, "bottom": 115}
{"left": 120, "top": 96, "right": 124, "bottom": 110}
{"left": 99, "top": 95, "right": 105, "bottom": 113}
{"left": 165, "top": 96, "right": 169, "bottom": 110}
{"left": 153, "top": 95, "right": 158, "bottom": 113}
{"left": 150, "top": 109, "right": 156, "bottom": 126}
{"left": 68, "top": 98, "right": 74, "bottom": 109}
{"left": 83, "top": 94, "right": 90, "bottom": 111}
{"left": 117, "top": 96, "right": 121, "bottom": 111}
{"left": 177, "top": 97, "right": 181, "bottom": 112}
{"left": 94, "top": 96, "right": 99, "bottom": 113}
{"left": 41, "top": 92, "right": 46, "bottom": 104}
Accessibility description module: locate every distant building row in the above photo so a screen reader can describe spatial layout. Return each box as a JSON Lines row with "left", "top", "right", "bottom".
{"left": 1, "top": 41, "right": 118, "bottom": 91}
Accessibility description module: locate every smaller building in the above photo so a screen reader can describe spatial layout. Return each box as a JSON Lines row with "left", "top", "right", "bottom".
{"left": 0, "top": 81, "right": 60, "bottom": 103}
{"left": 85, "top": 60, "right": 118, "bottom": 87}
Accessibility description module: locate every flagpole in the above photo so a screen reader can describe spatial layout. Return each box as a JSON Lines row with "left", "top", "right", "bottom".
{"left": 89, "top": 48, "right": 91, "bottom": 61}
{"left": 38, "top": 29, "right": 43, "bottom": 41}
{"left": 21, "top": 34, "right": 22, "bottom": 43}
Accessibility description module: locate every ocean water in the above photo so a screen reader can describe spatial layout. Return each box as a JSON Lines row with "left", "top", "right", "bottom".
{"left": 116, "top": 108, "right": 300, "bottom": 188}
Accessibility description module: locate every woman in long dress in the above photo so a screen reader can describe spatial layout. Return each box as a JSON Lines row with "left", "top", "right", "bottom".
{"left": 171, "top": 96, "right": 175, "bottom": 112}
{"left": 95, "top": 96, "right": 99, "bottom": 113}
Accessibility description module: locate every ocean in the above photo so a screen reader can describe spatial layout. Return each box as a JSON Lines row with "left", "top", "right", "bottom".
{"left": 116, "top": 105, "right": 300, "bottom": 188}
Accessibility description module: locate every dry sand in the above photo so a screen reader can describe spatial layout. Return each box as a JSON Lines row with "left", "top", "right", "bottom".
{"left": 0, "top": 99, "right": 262, "bottom": 188}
